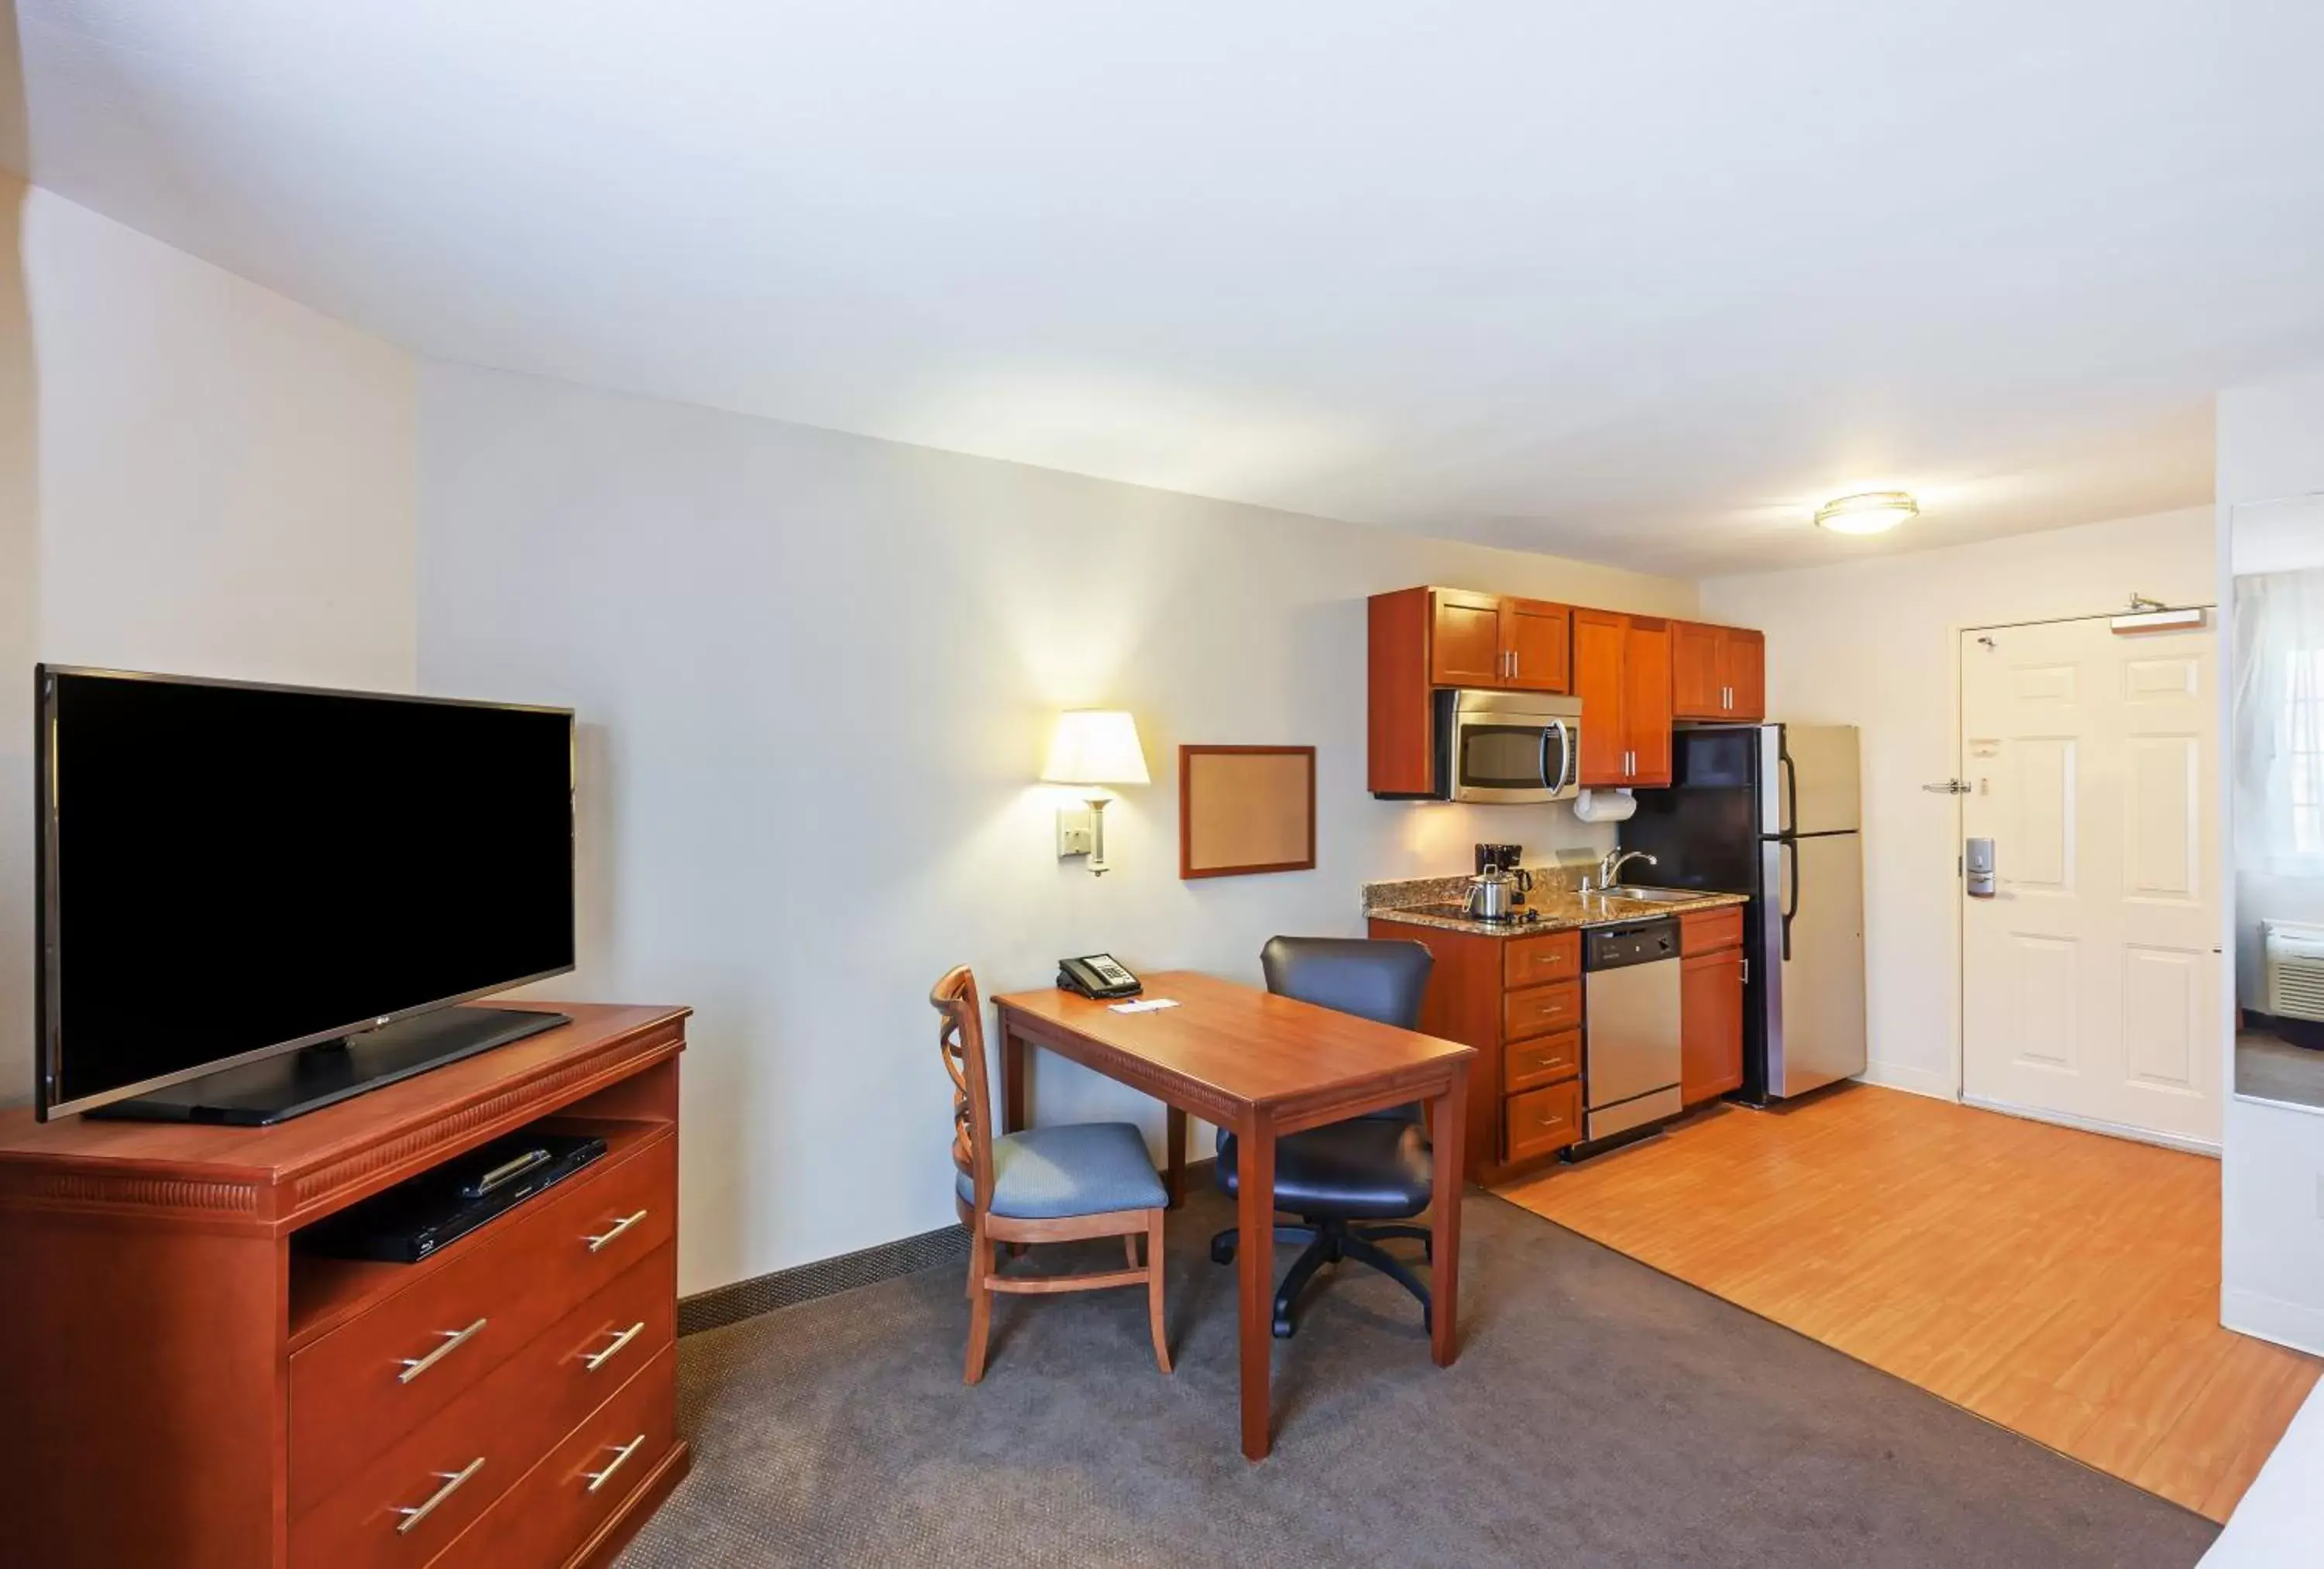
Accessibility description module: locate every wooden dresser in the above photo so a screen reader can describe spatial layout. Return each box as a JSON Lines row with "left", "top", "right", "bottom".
{"left": 0, "top": 1002, "right": 690, "bottom": 1569}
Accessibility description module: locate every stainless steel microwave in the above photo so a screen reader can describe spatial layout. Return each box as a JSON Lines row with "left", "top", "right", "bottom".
{"left": 1435, "top": 689, "right": 1583, "bottom": 803}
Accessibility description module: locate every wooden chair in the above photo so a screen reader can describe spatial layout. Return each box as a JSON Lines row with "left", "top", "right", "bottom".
{"left": 931, "top": 966, "right": 1171, "bottom": 1384}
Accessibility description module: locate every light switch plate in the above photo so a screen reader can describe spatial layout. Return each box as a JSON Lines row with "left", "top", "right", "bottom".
{"left": 1055, "top": 806, "right": 1094, "bottom": 858}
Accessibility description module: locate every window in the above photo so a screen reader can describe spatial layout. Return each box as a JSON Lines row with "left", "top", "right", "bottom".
{"left": 2235, "top": 568, "right": 2324, "bottom": 875}
{"left": 2289, "top": 647, "right": 2324, "bottom": 857}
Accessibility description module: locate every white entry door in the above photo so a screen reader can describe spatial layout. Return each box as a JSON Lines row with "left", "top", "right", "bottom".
{"left": 1959, "top": 614, "right": 2221, "bottom": 1147}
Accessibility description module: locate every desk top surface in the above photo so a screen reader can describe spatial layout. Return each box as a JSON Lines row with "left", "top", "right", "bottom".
{"left": 994, "top": 970, "right": 1473, "bottom": 1114}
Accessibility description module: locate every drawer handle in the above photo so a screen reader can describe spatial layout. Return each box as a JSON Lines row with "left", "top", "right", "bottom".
{"left": 584, "top": 1433, "right": 648, "bottom": 1495}
{"left": 394, "top": 1457, "right": 484, "bottom": 1535}
{"left": 586, "top": 1209, "right": 649, "bottom": 1254}
{"left": 584, "top": 1320, "right": 647, "bottom": 1372}
{"left": 398, "top": 1319, "right": 487, "bottom": 1385}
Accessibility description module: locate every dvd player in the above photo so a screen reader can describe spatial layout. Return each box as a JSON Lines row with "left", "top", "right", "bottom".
{"left": 296, "top": 1128, "right": 607, "bottom": 1263}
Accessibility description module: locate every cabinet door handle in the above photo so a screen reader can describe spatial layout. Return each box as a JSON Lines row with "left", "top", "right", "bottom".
{"left": 584, "top": 1320, "right": 647, "bottom": 1372}
{"left": 585, "top": 1433, "right": 648, "bottom": 1495}
{"left": 394, "top": 1457, "right": 484, "bottom": 1535}
{"left": 586, "top": 1209, "right": 649, "bottom": 1254}
{"left": 398, "top": 1318, "right": 487, "bottom": 1385}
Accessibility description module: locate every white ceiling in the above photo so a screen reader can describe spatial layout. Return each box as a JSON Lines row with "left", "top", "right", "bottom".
{"left": 7, "top": 2, "right": 2321, "bottom": 577}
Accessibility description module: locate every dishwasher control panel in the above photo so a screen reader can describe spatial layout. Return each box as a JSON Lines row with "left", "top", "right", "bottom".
{"left": 1583, "top": 918, "right": 1679, "bottom": 970}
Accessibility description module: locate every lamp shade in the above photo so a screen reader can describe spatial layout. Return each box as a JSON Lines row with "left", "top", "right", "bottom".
{"left": 1041, "top": 710, "right": 1150, "bottom": 786}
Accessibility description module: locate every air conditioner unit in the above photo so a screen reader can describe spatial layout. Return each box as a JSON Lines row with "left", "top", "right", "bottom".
{"left": 2264, "top": 920, "right": 2324, "bottom": 1023}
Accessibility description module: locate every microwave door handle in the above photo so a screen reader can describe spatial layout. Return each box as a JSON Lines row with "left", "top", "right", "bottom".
{"left": 1549, "top": 719, "right": 1575, "bottom": 792}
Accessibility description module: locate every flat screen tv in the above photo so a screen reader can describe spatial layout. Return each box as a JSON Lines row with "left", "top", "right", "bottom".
{"left": 36, "top": 667, "right": 576, "bottom": 1123}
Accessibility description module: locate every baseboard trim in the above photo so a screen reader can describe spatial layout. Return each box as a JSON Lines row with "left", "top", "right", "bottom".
{"left": 679, "top": 1224, "right": 970, "bottom": 1337}
{"left": 2223, "top": 1286, "right": 2324, "bottom": 1360}
{"left": 1852, "top": 1061, "right": 1958, "bottom": 1101}
{"left": 678, "top": 1155, "right": 1222, "bottom": 1337}
{"left": 1960, "top": 1093, "right": 2221, "bottom": 1156}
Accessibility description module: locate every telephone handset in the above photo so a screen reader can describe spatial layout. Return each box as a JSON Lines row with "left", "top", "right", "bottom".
{"left": 1058, "top": 953, "right": 1142, "bottom": 1000}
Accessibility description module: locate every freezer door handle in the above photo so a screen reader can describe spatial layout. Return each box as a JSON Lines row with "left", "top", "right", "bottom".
{"left": 1779, "top": 740, "right": 1799, "bottom": 838}
{"left": 1779, "top": 838, "right": 1799, "bottom": 962}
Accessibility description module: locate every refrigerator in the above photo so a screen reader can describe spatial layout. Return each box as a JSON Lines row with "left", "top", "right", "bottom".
{"left": 1618, "top": 724, "right": 1867, "bottom": 1100}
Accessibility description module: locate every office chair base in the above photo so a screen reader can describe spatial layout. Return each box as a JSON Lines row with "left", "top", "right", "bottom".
{"left": 1209, "top": 1220, "right": 1432, "bottom": 1338}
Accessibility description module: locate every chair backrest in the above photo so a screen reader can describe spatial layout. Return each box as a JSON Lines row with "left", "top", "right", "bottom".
{"left": 1260, "top": 936, "right": 1435, "bottom": 1124}
{"left": 930, "top": 966, "right": 995, "bottom": 1215}
{"left": 1260, "top": 936, "right": 1433, "bottom": 1028}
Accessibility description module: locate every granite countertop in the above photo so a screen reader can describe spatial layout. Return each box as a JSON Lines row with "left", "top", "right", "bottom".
{"left": 1361, "top": 867, "right": 1751, "bottom": 938}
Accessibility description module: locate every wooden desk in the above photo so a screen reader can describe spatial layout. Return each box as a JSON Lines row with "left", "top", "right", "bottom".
{"left": 992, "top": 971, "right": 1475, "bottom": 1460}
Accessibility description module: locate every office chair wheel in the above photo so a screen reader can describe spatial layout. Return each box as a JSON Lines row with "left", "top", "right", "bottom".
{"left": 1209, "top": 1231, "right": 1237, "bottom": 1265}
{"left": 1273, "top": 1307, "right": 1297, "bottom": 1339}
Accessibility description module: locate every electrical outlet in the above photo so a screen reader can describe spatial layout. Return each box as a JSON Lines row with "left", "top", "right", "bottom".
{"left": 1055, "top": 807, "right": 1094, "bottom": 859}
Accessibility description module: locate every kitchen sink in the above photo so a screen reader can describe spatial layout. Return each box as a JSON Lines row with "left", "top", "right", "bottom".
{"left": 1592, "top": 886, "right": 1703, "bottom": 904}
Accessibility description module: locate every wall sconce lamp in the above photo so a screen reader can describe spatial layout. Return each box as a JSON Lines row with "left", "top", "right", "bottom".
{"left": 1042, "top": 709, "right": 1149, "bottom": 875}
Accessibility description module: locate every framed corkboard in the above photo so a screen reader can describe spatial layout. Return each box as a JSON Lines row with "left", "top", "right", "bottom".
{"left": 1179, "top": 745, "right": 1317, "bottom": 879}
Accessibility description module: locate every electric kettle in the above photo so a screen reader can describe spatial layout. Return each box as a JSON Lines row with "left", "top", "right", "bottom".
{"left": 1463, "top": 863, "right": 1530, "bottom": 922}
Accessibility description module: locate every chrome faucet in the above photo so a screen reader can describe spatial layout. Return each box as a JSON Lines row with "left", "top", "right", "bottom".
{"left": 1587, "top": 848, "right": 1657, "bottom": 894}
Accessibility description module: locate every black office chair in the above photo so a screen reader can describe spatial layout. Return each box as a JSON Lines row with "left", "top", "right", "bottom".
{"left": 1212, "top": 936, "right": 1436, "bottom": 1338}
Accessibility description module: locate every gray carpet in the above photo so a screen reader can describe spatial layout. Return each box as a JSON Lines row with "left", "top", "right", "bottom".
{"left": 617, "top": 1188, "right": 2219, "bottom": 1568}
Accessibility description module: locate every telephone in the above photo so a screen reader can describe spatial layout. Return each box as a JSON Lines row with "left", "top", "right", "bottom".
{"left": 1058, "top": 953, "right": 1143, "bottom": 1000}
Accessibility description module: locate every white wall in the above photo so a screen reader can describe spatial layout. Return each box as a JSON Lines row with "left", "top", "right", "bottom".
{"left": 0, "top": 177, "right": 419, "bottom": 1102}
{"left": 1699, "top": 506, "right": 2216, "bottom": 1100}
{"left": 416, "top": 361, "right": 1700, "bottom": 1295}
{"left": 2218, "top": 367, "right": 2324, "bottom": 1357}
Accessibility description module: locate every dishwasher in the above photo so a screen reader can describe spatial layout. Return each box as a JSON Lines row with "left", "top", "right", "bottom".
{"left": 1580, "top": 916, "right": 1683, "bottom": 1145}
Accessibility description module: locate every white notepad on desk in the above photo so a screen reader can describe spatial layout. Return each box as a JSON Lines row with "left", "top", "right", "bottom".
{"left": 1108, "top": 997, "right": 1179, "bottom": 1014}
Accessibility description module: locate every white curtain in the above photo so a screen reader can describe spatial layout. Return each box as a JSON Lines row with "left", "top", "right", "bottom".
{"left": 2235, "top": 568, "right": 2324, "bottom": 875}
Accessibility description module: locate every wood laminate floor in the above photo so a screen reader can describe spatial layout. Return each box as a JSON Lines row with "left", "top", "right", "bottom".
{"left": 1497, "top": 1084, "right": 2319, "bottom": 1522}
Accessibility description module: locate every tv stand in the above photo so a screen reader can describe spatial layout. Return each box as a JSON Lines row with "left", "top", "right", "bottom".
{"left": 0, "top": 1002, "right": 689, "bottom": 1569}
{"left": 90, "top": 1005, "right": 572, "bottom": 1124}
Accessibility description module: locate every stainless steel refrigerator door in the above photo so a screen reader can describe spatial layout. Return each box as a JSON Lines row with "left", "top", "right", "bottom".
{"left": 1756, "top": 724, "right": 1863, "bottom": 836}
{"left": 1759, "top": 832, "right": 1868, "bottom": 1096}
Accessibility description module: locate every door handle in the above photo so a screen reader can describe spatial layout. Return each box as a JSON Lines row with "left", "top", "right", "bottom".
{"left": 1965, "top": 837, "right": 1996, "bottom": 898}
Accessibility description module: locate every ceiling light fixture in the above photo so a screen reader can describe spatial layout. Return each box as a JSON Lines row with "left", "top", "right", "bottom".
{"left": 1813, "top": 490, "right": 1919, "bottom": 535}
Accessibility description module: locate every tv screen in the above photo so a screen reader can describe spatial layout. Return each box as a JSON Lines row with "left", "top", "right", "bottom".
{"left": 37, "top": 668, "right": 575, "bottom": 1118}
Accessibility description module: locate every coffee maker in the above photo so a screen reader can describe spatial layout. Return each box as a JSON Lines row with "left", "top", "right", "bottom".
{"left": 1475, "top": 842, "right": 1523, "bottom": 875}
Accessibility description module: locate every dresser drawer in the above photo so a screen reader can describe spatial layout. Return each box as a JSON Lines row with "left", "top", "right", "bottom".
{"left": 436, "top": 1344, "right": 679, "bottom": 1569}
{"left": 1502, "top": 979, "right": 1582, "bottom": 1042}
{"left": 1502, "top": 1028, "right": 1581, "bottom": 1094}
{"left": 1504, "top": 1080, "right": 1583, "bottom": 1164}
{"left": 1503, "top": 929, "right": 1580, "bottom": 988}
{"left": 291, "top": 1132, "right": 677, "bottom": 1513}
{"left": 291, "top": 1243, "right": 676, "bottom": 1567}
{"left": 1679, "top": 905, "right": 1745, "bottom": 956}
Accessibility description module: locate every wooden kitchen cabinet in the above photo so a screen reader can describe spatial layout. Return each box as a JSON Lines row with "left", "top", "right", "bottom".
{"left": 1500, "top": 597, "right": 1572, "bottom": 692}
{"left": 1672, "top": 622, "right": 1765, "bottom": 722}
{"left": 1574, "top": 609, "right": 1673, "bottom": 788}
{"left": 1428, "top": 589, "right": 1505, "bottom": 688}
{"left": 1370, "top": 918, "right": 1584, "bottom": 1178}
{"left": 1679, "top": 908, "right": 1745, "bottom": 1104}
{"left": 1427, "top": 589, "right": 1571, "bottom": 692}
{"left": 1370, "top": 585, "right": 1575, "bottom": 795}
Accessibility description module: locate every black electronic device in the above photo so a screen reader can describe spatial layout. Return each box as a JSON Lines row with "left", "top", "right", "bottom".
{"left": 294, "top": 1129, "right": 607, "bottom": 1263}
{"left": 1057, "top": 953, "right": 1143, "bottom": 1000}
{"left": 35, "top": 666, "right": 577, "bottom": 1123}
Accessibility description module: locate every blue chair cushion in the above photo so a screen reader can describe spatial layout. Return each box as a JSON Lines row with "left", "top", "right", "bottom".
{"left": 960, "top": 1121, "right": 1167, "bottom": 1220}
